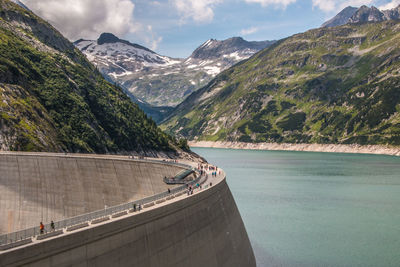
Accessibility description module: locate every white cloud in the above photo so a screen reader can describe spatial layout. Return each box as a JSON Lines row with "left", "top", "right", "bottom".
{"left": 312, "top": 0, "right": 336, "bottom": 12}
{"left": 379, "top": 0, "right": 400, "bottom": 10}
{"left": 240, "top": 26, "right": 259, "bottom": 35}
{"left": 172, "top": 0, "right": 223, "bottom": 24}
{"left": 146, "top": 25, "right": 163, "bottom": 50}
{"left": 21, "top": 0, "right": 137, "bottom": 40}
{"left": 245, "top": 0, "right": 297, "bottom": 9}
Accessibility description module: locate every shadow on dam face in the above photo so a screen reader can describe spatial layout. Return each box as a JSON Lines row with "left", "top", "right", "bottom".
{"left": 0, "top": 153, "right": 256, "bottom": 267}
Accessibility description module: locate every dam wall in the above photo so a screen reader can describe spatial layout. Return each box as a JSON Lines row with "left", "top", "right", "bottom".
{"left": 0, "top": 153, "right": 256, "bottom": 266}
{"left": 0, "top": 176, "right": 256, "bottom": 267}
{"left": 0, "top": 153, "right": 186, "bottom": 234}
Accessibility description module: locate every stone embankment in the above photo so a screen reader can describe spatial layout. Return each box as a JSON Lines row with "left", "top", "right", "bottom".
{"left": 189, "top": 141, "right": 400, "bottom": 156}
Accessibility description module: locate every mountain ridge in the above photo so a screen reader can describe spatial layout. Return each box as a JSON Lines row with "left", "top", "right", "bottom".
{"left": 322, "top": 4, "right": 400, "bottom": 27}
{"left": 321, "top": 6, "right": 358, "bottom": 27}
{"left": 161, "top": 20, "right": 400, "bottom": 146}
{"left": 0, "top": 0, "right": 182, "bottom": 155}
{"left": 75, "top": 34, "right": 275, "bottom": 108}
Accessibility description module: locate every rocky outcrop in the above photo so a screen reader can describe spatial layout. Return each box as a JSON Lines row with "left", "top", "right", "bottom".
{"left": 322, "top": 6, "right": 358, "bottom": 27}
{"left": 0, "top": 0, "right": 177, "bottom": 154}
{"left": 348, "top": 5, "right": 386, "bottom": 23}
{"left": 323, "top": 5, "right": 400, "bottom": 27}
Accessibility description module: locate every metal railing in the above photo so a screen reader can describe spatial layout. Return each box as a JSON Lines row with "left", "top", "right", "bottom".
{"left": 0, "top": 161, "right": 200, "bottom": 247}
{"left": 163, "top": 169, "right": 195, "bottom": 184}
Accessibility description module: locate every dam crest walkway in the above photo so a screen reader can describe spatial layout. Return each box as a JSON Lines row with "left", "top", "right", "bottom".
{"left": 0, "top": 153, "right": 221, "bottom": 252}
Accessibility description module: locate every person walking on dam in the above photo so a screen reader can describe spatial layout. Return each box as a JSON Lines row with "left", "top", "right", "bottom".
{"left": 40, "top": 222, "right": 44, "bottom": 234}
{"left": 50, "top": 220, "right": 55, "bottom": 231}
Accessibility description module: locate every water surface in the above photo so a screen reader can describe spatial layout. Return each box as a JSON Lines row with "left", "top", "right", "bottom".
{"left": 192, "top": 148, "right": 400, "bottom": 267}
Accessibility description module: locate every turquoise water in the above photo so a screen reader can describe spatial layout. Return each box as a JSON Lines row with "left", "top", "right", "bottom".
{"left": 192, "top": 148, "right": 400, "bottom": 267}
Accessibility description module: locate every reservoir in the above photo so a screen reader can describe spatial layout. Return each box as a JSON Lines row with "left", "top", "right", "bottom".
{"left": 192, "top": 147, "right": 400, "bottom": 267}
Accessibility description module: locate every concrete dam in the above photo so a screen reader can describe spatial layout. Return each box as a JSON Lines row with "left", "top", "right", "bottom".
{"left": 0, "top": 153, "right": 256, "bottom": 266}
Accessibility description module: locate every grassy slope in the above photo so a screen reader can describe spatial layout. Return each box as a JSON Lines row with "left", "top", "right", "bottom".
{"left": 162, "top": 21, "right": 400, "bottom": 145}
{"left": 0, "top": 0, "right": 174, "bottom": 153}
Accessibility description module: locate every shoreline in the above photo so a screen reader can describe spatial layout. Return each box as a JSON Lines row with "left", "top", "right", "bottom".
{"left": 188, "top": 141, "right": 400, "bottom": 157}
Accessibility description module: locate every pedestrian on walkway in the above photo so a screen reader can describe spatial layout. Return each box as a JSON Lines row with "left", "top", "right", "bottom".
{"left": 40, "top": 222, "right": 44, "bottom": 234}
{"left": 168, "top": 188, "right": 171, "bottom": 194}
{"left": 50, "top": 220, "right": 55, "bottom": 231}
{"left": 133, "top": 203, "right": 137, "bottom": 212}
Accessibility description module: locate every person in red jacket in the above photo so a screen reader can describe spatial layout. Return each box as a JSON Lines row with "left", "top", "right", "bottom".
{"left": 40, "top": 222, "right": 44, "bottom": 234}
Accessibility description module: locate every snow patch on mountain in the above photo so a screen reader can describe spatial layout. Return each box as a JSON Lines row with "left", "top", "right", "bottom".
{"left": 75, "top": 33, "right": 275, "bottom": 107}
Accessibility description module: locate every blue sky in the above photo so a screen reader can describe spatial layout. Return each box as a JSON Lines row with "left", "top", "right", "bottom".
{"left": 22, "top": 0, "right": 400, "bottom": 58}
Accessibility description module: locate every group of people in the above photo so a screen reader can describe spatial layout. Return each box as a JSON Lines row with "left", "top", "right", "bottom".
{"left": 38, "top": 164, "right": 219, "bottom": 236}
{"left": 132, "top": 203, "right": 142, "bottom": 212}
{"left": 187, "top": 184, "right": 194, "bottom": 195}
{"left": 39, "top": 220, "right": 55, "bottom": 234}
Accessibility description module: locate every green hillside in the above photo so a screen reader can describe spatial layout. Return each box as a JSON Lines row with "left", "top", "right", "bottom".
{"left": 162, "top": 21, "right": 400, "bottom": 145}
{"left": 0, "top": 0, "right": 175, "bottom": 153}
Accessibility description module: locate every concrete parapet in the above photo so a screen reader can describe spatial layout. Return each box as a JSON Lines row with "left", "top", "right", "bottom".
{"left": 91, "top": 217, "right": 110, "bottom": 225}
{"left": 111, "top": 211, "right": 128, "bottom": 218}
{"left": 66, "top": 223, "right": 89, "bottom": 232}
{"left": 143, "top": 202, "right": 155, "bottom": 208}
{"left": 0, "top": 238, "right": 32, "bottom": 251}
{"left": 36, "top": 230, "right": 63, "bottom": 240}
{"left": 155, "top": 198, "right": 166, "bottom": 204}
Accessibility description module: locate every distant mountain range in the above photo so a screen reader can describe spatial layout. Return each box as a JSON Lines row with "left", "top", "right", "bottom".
{"left": 161, "top": 20, "right": 400, "bottom": 146}
{"left": 323, "top": 4, "right": 400, "bottom": 27}
{"left": 3, "top": 0, "right": 400, "bottom": 149}
{"left": 75, "top": 34, "right": 274, "bottom": 107}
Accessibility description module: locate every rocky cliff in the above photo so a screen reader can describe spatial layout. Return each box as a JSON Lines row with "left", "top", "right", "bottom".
{"left": 0, "top": 0, "right": 179, "bottom": 154}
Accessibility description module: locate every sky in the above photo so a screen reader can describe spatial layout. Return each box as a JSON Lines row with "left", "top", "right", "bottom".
{"left": 20, "top": 0, "right": 400, "bottom": 58}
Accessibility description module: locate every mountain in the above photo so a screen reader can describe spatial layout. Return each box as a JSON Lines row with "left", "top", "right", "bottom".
{"left": 323, "top": 5, "right": 400, "bottom": 27}
{"left": 348, "top": 5, "right": 386, "bottom": 23}
{"left": 321, "top": 6, "right": 358, "bottom": 27}
{"left": 189, "top": 37, "right": 273, "bottom": 61}
{"left": 0, "top": 0, "right": 182, "bottom": 154}
{"left": 382, "top": 5, "right": 400, "bottom": 20}
{"left": 161, "top": 20, "right": 400, "bottom": 146}
{"left": 75, "top": 34, "right": 274, "bottom": 107}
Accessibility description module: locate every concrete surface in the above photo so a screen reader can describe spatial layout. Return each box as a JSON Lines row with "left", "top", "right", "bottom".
{"left": 0, "top": 153, "right": 256, "bottom": 267}
{"left": 0, "top": 153, "right": 184, "bottom": 234}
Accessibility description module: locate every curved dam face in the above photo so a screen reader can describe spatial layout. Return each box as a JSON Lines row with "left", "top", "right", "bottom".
{"left": 0, "top": 153, "right": 184, "bottom": 234}
{"left": 0, "top": 153, "right": 256, "bottom": 267}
